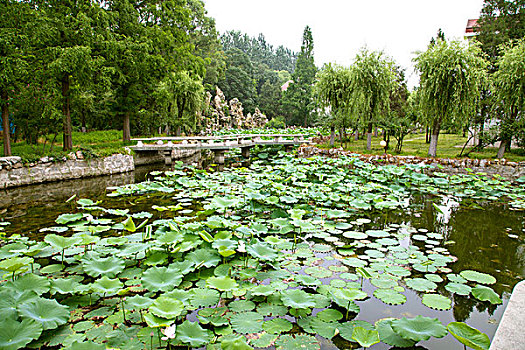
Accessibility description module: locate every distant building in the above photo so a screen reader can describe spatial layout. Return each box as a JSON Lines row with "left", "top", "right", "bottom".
{"left": 465, "top": 19, "right": 479, "bottom": 41}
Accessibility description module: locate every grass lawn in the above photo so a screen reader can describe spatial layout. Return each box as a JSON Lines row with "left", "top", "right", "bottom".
{"left": 0, "top": 130, "right": 133, "bottom": 163}
{"left": 319, "top": 132, "right": 525, "bottom": 162}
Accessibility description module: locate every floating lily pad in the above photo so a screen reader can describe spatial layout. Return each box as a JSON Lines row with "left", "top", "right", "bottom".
{"left": 472, "top": 285, "right": 502, "bottom": 304}
{"left": 230, "top": 312, "right": 263, "bottom": 334}
{"left": 176, "top": 320, "right": 212, "bottom": 347}
{"left": 445, "top": 283, "right": 472, "bottom": 296}
{"left": 406, "top": 278, "right": 438, "bottom": 292}
{"left": 275, "top": 334, "right": 320, "bottom": 350}
{"left": 352, "top": 326, "right": 380, "bottom": 348}
{"left": 141, "top": 267, "right": 182, "bottom": 292}
{"left": 422, "top": 294, "right": 452, "bottom": 310}
{"left": 229, "top": 300, "right": 256, "bottom": 313}
{"left": 149, "top": 297, "right": 184, "bottom": 319}
{"left": 262, "top": 318, "right": 293, "bottom": 334}
{"left": 391, "top": 315, "right": 447, "bottom": 342}
{"left": 280, "top": 289, "right": 316, "bottom": 309}
{"left": 460, "top": 270, "right": 496, "bottom": 285}
{"left": 376, "top": 318, "right": 416, "bottom": 348}
{"left": 373, "top": 288, "right": 406, "bottom": 305}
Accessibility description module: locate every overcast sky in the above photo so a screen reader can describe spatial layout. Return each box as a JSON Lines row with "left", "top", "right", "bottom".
{"left": 202, "top": 0, "right": 484, "bottom": 88}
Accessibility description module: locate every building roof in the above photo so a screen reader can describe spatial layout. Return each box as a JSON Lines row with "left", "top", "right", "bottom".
{"left": 466, "top": 19, "right": 479, "bottom": 33}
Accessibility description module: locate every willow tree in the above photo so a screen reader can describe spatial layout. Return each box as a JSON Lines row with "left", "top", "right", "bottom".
{"left": 350, "top": 48, "right": 394, "bottom": 150}
{"left": 414, "top": 40, "right": 488, "bottom": 157}
{"left": 315, "top": 63, "right": 353, "bottom": 147}
{"left": 493, "top": 39, "right": 525, "bottom": 158}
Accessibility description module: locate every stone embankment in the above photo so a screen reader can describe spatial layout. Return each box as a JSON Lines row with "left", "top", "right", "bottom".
{"left": 298, "top": 146, "right": 525, "bottom": 181}
{"left": 0, "top": 148, "right": 200, "bottom": 189}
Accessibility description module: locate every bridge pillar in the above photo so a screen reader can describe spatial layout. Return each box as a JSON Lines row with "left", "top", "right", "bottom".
{"left": 213, "top": 150, "right": 225, "bottom": 171}
{"left": 163, "top": 150, "right": 172, "bottom": 165}
{"left": 241, "top": 146, "right": 252, "bottom": 159}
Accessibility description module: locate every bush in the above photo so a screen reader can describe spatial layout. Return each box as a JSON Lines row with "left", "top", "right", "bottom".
{"left": 265, "top": 116, "right": 286, "bottom": 129}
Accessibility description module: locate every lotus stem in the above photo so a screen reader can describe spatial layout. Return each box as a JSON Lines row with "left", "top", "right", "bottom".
{"left": 121, "top": 298, "right": 126, "bottom": 323}
{"left": 12, "top": 271, "right": 15, "bottom": 281}
{"left": 157, "top": 329, "right": 161, "bottom": 346}
{"left": 61, "top": 249, "right": 65, "bottom": 269}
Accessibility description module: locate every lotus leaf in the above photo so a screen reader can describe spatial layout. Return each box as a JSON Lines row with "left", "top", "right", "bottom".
{"left": 391, "top": 315, "right": 447, "bottom": 342}
{"left": 229, "top": 299, "right": 256, "bottom": 312}
{"left": 373, "top": 288, "right": 406, "bottom": 305}
{"left": 187, "top": 248, "right": 221, "bottom": 268}
{"left": 406, "top": 278, "right": 438, "bottom": 292}
{"left": 304, "top": 266, "right": 332, "bottom": 278}
{"left": 50, "top": 277, "right": 85, "bottom": 295}
{"left": 445, "top": 282, "right": 472, "bottom": 296}
{"left": 0, "top": 256, "right": 33, "bottom": 273}
{"left": 376, "top": 318, "right": 416, "bottom": 348}
{"left": 149, "top": 297, "right": 184, "bottom": 319}
{"left": 68, "top": 340, "right": 106, "bottom": 350}
{"left": 230, "top": 312, "right": 264, "bottom": 334}
{"left": 460, "top": 270, "right": 496, "bottom": 285}
{"left": 0, "top": 318, "right": 43, "bottom": 350}
{"left": 280, "top": 289, "right": 316, "bottom": 309}
{"left": 338, "top": 320, "right": 376, "bottom": 342}
{"left": 19, "top": 298, "right": 69, "bottom": 330}
{"left": 422, "top": 294, "right": 452, "bottom": 310}
{"left": 447, "top": 322, "right": 490, "bottom": 350}
{"left": 472, "top": 285, "right": 502, "bottom": 304}
{"left": 309, "top": 318, "right": 339, "bottom": 339}
{"left": 126, "top": 295, "right": 154, "bottom": 310}
{"left": 144, "top": 313, "right": 171, "bottom": 328}
{"left": 6, "top": 273, "right": 49, "bottom": 295}
{"left": 190, "top": 288, "right": 220, "bottom": 308}
{"left": 206, "top": 276, "right": 238, "bottom": 291}
{"left": 275, "top": 334, "right": 320, "bottom": 350}
{"left": 82, "top": 256, "right": 125, "bottom": 278}
{"left": 371, "top": 277, "right": 398, "bottom": 289}
{"left": 55, "top": 213, "right": 84, "bottom": 224}
{"left": 316, "top": 308, "right": 343, "bottom": 322}
{"left": 257, "top": 304, "right": 288, "bottom": 316}
{"left": 246, "top": 242, "right": 278, "bottom": 261}
{"left": 141, "top": 266, "right": 182, "bottom": 292}
{"left": 250, "top": 332, "right": 278, "bottom": 348}
{"left": 91, "top": 276, "right": 123, "bottom": 295}
{"left": 221, "top": 335, "right": 253, "bottom": 350}
{"left": 352, "top": 326, "right": 380, "bottom": 348}
{"left": 262, "top": 318, "right": 293, "bottom": 334}
{"left": 332, "top": 288, "right": 368, "bottom": 301}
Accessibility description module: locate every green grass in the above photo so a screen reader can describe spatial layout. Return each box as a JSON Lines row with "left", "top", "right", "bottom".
{"left": 0, "top": 130, "right": 133, "bottom": 163}
{"left": 319, "top": 133, "right": 525, "bottom": 162}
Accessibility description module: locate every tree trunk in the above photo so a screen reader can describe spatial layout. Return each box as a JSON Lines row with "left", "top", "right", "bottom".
{"left": 1, "top": 89, "right": 11, "bottom": 156}
{"left": 374, "top": 127, "right": 378, "bottom": 137}
{"left": 123, "top": 112, "right": 131, "bottom": 142}
{"left": 478, "top": 121, "right": 484, "bottom": 147}
{"left": 428, "top": 119, "right": 441, "bottom": 157}
{"left": 175, "top": 127, "right": 181, "bottom": 136}
{"left": 81, "top": 110, "right": 87, "bottom": 133}
{"left": 62, "top": 75, "right": 73, "bottom": 151}
{"left": 329, "top": 126, "right": 335, "bottom": 147}
{"left": 497, "top": 139, "right": 508, "bottom": 159}
{"left": 425, "top": 126, "right": 430, "bottom": 144}
{"left": 354, "top": 129, "right": 359, "bottom": 141}
{"left": 366, "top": 122, "right": 373, "bottom": 151}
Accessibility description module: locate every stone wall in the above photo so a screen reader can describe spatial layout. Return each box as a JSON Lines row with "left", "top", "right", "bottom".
{"left": 0, "top": 153, "right": 135, "bottom": 189}
{"left": 298, "top": 146, "right": 525, "bottom": 181}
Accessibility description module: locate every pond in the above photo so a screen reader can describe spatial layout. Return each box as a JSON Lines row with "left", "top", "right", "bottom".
{"left": 0, "top": 150, "right": 523, "bottom": 350}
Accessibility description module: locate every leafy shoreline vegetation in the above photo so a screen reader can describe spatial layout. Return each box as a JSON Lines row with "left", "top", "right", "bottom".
{"left": 0, "top": 151, "right": 523, "bottom": 349}
{"left": 2, "top": 0, "right": 524, "bottom": 161}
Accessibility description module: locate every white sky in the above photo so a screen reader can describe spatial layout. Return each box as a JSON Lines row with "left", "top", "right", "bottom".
{"left": 202, "top": 0, "right": 484, "bottom": 88}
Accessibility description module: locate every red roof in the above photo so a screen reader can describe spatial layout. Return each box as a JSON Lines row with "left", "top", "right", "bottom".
{"left": 466, "top": 19, "right": 479, "bottom": 33}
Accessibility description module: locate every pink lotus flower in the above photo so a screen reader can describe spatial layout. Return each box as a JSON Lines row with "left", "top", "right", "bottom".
{"left": 161, "top": 324, "right": 176, "bottom": 341}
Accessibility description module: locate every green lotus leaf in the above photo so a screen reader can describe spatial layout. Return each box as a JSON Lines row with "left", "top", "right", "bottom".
{"left": 280, "top": 289, "right": 316, "bottom": 309}
{"left": 126, "top": 295, "right": 154, "bottom": 310}
{"left": 0, "top": 256, "right": 33, "bottom": 273}
{"left": 309, "top": 318, "right": 339, "bottom": 339}
{"left": 187, "top": 248, "right": 220, "bottom": 268}
{"left": 352, "top": 326, "right": 380, "bottom": 348}
{"left": 0, "top": 290, "right": 38, "bottom": 320}
{"left": 373, "top": 288, "right": 406, "bottom": 305}
{"left": 18, "top": 298, "right": 69, "bottom": 330}
{"left": 338, "top": 320, "right": 375, "bottom": 342}
{"left": 425, "top": 273, "right": 444, "bottom": 283}
{"left": 230, "top": 312, "right": 264, "bottom": 334}
{"left": 55, "top": 213, "right": 84, "bottom": 224}
{"left": 376, "top": 318, "right": 416, "bottom": 348}
{"left": 406, "top": 278, "right": 438, "bottom": 292}
{"left": 385, "top": 265, "right": 411, "bottom": 277}
{"left": 0, "top": 318, "right": 43, "bottom": 350}
{"left": 275, "top": 334, "right": 320, "bottom": 350}
{"left": 295, "top": 275, "right": 321, "bottom": 287}
{"left": 460, "top": 270, "right": 496, "bottom": 285}
{"left": 325, "top": 210, "right": 349, "bottom": 219}
{"left": 50, "top": 276, "right": 85, "bottom": 295}
{"left": 149, "top": 297, "right": 184, "bottom": 319}
{"left": 144, "top": 313, "right": 171, "bottom": 328}
{"left": 246, "top": 242, "right": 278, "bottom": 261}
{"left": 176, "top": 320, "right": 212, "bottom": 347}
{"left": 472, "top": 285, "right": 502, "bottom": 304}
{"left": 391, "top": 315, "right": 447, "bottom": 342}
{"left": 251, "top": 284, "right": 276, "bottom": 296}
{"left": 257, "top": 304, "right": 288, "bottom": 317}
{"left": 250, "top": 332, "right": 278, "bottom": 348}
{"left": 91, "top": 276, "right": 123, "bottom": 295}
{"left": 221, "top": 335, "right": 253, "bottom": 350}
{"left": 141, "top": 266, "right": 182, "bottom": 292}
{"left": 229, "top": 299, "right": 256, "bottom": 313}
{"left": 316, "top": 309, "right": 343, "bottom": 322}
{"left": 82, "top": 256, "right": 125, "bottom": 278}
{"left": 422, "top": 294, "right": 452, "bottom": 310}
{"left": 44, "top": 234, "right": 81, "bottom": 251}
{"left": 371, "top": 277, "right": 398, "bottom": 289}
{"left": 332, "top": 288, "right": 368, "bottom": 301}
{"left": 343, "top": 231, "right": 368, "bottom": 239}
{"left": 190, "top": 288, "right": 220, "bottom": 308}
{"left": 304, "top": 266, "right": 332, "bottom": 278}
{"left": 341, "top": 257, "right": 367, "bottom": 268}
{"left": 447, "top": 322, "right": 490, "bottom": 350}
{"left": 445, "top": 282, "right": 472, "bottom": 296}
{"left": 6, "top": 273, "right": 50, "bottom": 295}
{"left": 67, "top": 340, "right": 106, "bottom": 350}
{"left": 262, "top": 318, "right": 293, "bottom": 334}
{"left": 206, "top": 276, "right": 238, "bottom": 291}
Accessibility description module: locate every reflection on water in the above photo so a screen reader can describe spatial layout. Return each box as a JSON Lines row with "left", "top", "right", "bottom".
{"left": 0, "top": 167, "right": 524, "bottom": 350}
